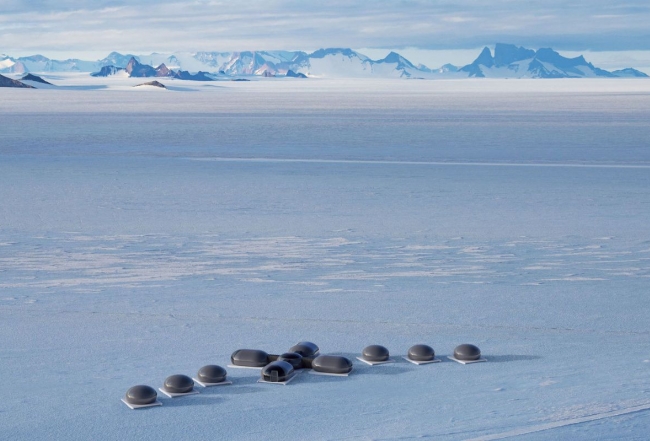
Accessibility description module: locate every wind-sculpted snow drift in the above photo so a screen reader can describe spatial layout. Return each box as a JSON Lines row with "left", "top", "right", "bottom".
{"left": 2, "top": 79, "right": 650, "bottom": 440}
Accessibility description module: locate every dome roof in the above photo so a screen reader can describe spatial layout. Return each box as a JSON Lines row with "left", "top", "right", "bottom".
{"left": 362, "top": 345, "right": 389, "bottom": 362}
{"left": 197, "top": 365, "right": 227, "bottom": 384}
{"left": 163, "top": 374, "right": 194, "bottom": 394}
{"left": 289, "top": 341, "right": 319, "bottom": 357}
{"left": 454, "top": 344, "right": 481, "bottom": 361}
{"left": 407, "top": 344, "right": 435, "bottom": 361}
{"left": 124, "top": 385, "right": 157, "bottom": 405}
{"left": 261, "top": 360, "right": 295, "bottom": 382}
{"left": 231, "top": 349, "right": 270, "bottom": 367}
{"left": 312, "top": 355, "right": 353, "bottom": 374}
{"left": 278, "top": 352, "right": 303, "bottom": 369}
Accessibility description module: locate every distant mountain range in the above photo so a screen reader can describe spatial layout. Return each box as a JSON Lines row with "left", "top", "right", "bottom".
{"left": 92, "top": 57, "right": 215, "bottom": 81}
{"left": 1, "top": 44, "right": 648, "bottom": 80}
{"left": 460, "top": 43, "right": 647, "bottom": 78}
{"left": 0, "top": 73, "right": 35, "bottom": 88}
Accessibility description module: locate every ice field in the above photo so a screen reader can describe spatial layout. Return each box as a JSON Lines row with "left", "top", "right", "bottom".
{"left": 1, "top": 77, "right": 650, "bottom": 440}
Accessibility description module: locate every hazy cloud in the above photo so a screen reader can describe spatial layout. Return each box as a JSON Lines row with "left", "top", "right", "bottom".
{"left": 1, "top": 1, "right": 649, "bottom": 56}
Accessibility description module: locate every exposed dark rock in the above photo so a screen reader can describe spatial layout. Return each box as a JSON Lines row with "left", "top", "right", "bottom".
{"left": 134, "top": 80, "right": 166, "bottom": 88}
{"left": 155, "top": 63, "right": 172, "bottom": 77}
{"left": 612, "top": 68, "right": 649, "bottom": 78}
{"left": 0, "top": 73, "right": 35, "bottom": 88}
{"left": 286, "top": 69, "right": 307, "bottom": 78}
{"left": 22, "top": 73, "right": 52, "bottom": 85}
{"left": 172, "top": 70, "right": 213, "bottom": 81}
{"left": 125, "top": 57, "right": 157, "bottom": 77}
{"left": 91, "top": 65, "right": 124, "bottom": 77}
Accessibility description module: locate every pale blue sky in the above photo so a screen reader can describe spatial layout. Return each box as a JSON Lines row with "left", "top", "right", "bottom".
{"left": 2, "top": 1, "right": 650, "bottom": 69}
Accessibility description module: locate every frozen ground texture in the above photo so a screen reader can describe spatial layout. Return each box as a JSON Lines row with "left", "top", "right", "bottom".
{"left": 1, "top": 77, "right": 650, "bottom": 440}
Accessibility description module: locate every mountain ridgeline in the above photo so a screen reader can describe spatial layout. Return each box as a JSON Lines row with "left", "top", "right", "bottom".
{"left": 2, "top": 44, "right": 648, "bottom": 80}
{"left": 0, "top": 73, "right": 35, "bottom": 88}
{"left": 459, "top": 43, "right": 634, "bottom": 78}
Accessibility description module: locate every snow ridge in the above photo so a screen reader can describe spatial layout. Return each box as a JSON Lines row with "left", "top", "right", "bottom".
{"left": 466, "top": 402, "right": 650, "bottom": 441}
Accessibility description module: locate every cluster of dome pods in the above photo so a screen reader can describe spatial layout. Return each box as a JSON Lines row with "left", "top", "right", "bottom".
{"left": 230, "top": 341, "right": 354, "bottom": 384}
{"left": 357, "top": 343, "right": 485, "bottom": 365}
{"left": 122, "top": 364, "right": 230, "bottom": 409}
{"left": 123, "top": 342, "right": 484, "bottom": 409}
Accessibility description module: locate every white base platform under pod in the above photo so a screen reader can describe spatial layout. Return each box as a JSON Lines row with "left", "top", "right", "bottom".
{"left": 447, "top": 356, "right": 488, "bottom": 365}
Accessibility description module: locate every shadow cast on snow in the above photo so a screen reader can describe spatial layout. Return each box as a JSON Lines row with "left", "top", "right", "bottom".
{"left": 483, "top": 354, "right": 542, "bottom": 363}
{"left": 160, "top": 394, "right": 224, "bottom": 408}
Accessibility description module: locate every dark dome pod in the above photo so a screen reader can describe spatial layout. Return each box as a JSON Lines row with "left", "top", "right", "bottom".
{"left": 197, "top": 365, "right": 227, "bottom": 384}
{"left": 163, "top": 374, "right": 194, "bottom": 394}
{"left": 362, "top": 345, "right": 390, "bottom": 362}
{"left": 288, "top": 341, "right": 319, "bottom": 358}
{"left": 408, "top": 344, "right": 435, "bottom": 362}
{"left": 278, "top": 352, "right": 303, "bottom": 369}
{"left": 261, "top": 360, "right": 295, "bottom": 382}
{"left": 231, "top": 349, "right": 270, "bottom": 367}
{"left": 124, "top": 385, "right": 157, "bottom": 405}
{"left": 454, "top": 344, "right": 481, "bottom": 361}
{"left": 311, "top": 355, "right": 353, "bottom": 374}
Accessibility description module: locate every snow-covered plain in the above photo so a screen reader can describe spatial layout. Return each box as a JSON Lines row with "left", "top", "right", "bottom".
{"left": 1, "top": 76, "right": 650, "bottom": 440}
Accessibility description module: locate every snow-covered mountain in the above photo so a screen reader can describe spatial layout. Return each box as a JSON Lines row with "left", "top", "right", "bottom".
{"left": 213, "top": 48, "right": 446, "bottom": 78}
{"left": 220, "top": 51, "right": 274, "bottom": 75}
{"left": 2, "top": 45, "right": 647, "bottom": 79}
{"left": 305, "top": 48, "right": 419, "bottom": 77}
{"left": 92, "top": 56, "right": 216, "bottom": 81}
{"left": 0, "top": 49, "right": 442, "bottom": 78}
{"left": 90, "top": 65, "right": 124, "bottom": 77}
{"left": 99, "top": 52, "right": 139, "bottom": 69}
{"left": 458, "top": 43, "right": 648, "bottom": 78}
{"left": 611, "top": 67, "right": 649, "bottom": 78}
{"left": 0, "top": 54, "right": 99, "bottom": 73}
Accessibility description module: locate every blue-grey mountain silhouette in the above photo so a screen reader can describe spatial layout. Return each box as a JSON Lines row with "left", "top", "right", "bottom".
{"left": 286, "top": 70, "right": 307, "bottom": 78}
{"left": 459, "top": 43, "right": 630, "bottom": 78}
{"left": 0, "top": 73, "right": 35, "bottom": 88}
{"left": 99, "top": 52, "right": 138, "bottom": 68}
{"left": 172, "top": 70, "right": 213, "bottom": 81}
{"left": 125, "top": 57, "right": 157, "bottom": 77}
{"left": 2, "top": 45, "right": 647, "bottom": 79}
{"left": 611, "top": 68, "right": 649, "bottom": 77}
{"left": 91, "top": 65, "right": 124, "bottom": 77}
{"left": 21, "top": 73, "right": 52, "bottom": 85}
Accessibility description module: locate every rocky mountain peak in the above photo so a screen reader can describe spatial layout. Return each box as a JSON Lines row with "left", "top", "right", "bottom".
{"left": 493, "top": 43, "right": 535, "bottom": 66}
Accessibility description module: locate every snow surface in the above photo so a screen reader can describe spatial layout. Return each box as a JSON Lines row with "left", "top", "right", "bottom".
{"left": 1, "top": 77, "right": 650, "bottom": 440}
